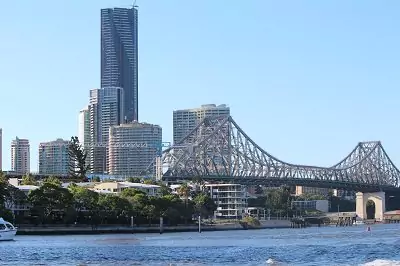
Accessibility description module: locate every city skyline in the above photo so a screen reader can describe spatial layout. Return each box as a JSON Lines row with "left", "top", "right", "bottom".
{"left": 1, "top": 0, "right": 400, "bottom": 172}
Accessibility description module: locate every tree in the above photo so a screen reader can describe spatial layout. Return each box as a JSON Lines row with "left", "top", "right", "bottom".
{"left": 21, "top": 174, "right": 37, "bottom": 186}
{"left": 28, "top": 182, "right": 74, "bottom": 224}
{"left": 127, "top": 177, "right": 141, "bottom": 183}
{"left": 193, "top": 192, "right": 216, "bottom": 218}
{"left": 92, "top": 176, "right": 101, "bottom": 182}
{"left": 177, "top": 183, "right": 190, "bottom": 205}
{"left": 265, "top": 186, "right": 292, "bottom": 215}
{"left": 43, "top": 176, "right": 62, "bottom": 187}
{"left": 69, "top": 185, "right": 99, "bottom": 214}
{"left": 68, "top": 136, "right": 89, "bottom": 181}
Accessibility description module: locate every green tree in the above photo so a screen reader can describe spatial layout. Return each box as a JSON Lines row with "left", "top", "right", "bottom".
{"left": 21, "top": 174, "right": 37, "bottom": 186}
{"left": 92, "top": 176, "right": 101, "bottom": 182}
{"left": 143, "top": 204, "right": 156, "bottom": 226}
{"left": 43, "top": 176, "right": 62, "bottom": 187}
{"left": 265, "top": 186, "right": 291, "bottom": 215}
{"left": 28, "top": 182, "right": 74, "bottom": 224}
{"left": 127, "top": 177, "right": 142, "bottom": 183}
{"left": 69, "top": 185, "right": 99, "bottom": 214}
{"left": 193, "top": 192, "right": 217, "bottom": 218}
{"left": 177, "top": 183, "right": 190, "bottom": 205}
{"left": 68, "top": 136, "right": 89, "bottom": 181}
{"left": 98, "top": 194, "right": 132, "bottom": 224}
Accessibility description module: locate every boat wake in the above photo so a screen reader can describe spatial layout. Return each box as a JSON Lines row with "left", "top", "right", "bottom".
{"left": 266, "top": 258, "right": 285, "bottom": 265}
{"left": 362, "top": 259, "right": 400, "bottom": 266}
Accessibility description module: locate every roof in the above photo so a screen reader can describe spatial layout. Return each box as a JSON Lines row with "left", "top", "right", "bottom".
{"left": 118, "top": 182, "right": 161, "bottom": 189}
{"left": 15, "top": 185, "right": 39, "bottom": 191}
{"left": 384, "top": 210, "right": 400, "bottom": 215}
{"left": 205, "top": 183, "right": 242, "bottom": 187}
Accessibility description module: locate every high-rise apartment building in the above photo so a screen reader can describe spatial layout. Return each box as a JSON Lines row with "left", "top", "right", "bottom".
{"left": 108, "top": 122, "right": 162, "bottom": 177}
{"left": 89, "top": 87, "right": 124, "bottom": 174}
{"left": 173, "top": 104, "right": 230, "bottom": 143}
{"left": 101, "top": 7, "right": 138, "bottom": 122}
{"left": 38, "top": 139, "right": 70, "bottom": 175}
{"left": 0, "top": 128, "right": 2, "bottom": 171}
{"left": 78, "top": 107, "right": 90, "bottom": 148}
{"left": 11, "top": 137, "right": 30, "bottom": 174}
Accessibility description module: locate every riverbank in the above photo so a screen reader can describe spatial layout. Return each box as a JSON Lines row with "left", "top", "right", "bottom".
{"left": 16, "top": 220, "right": 291, "bottom": 235}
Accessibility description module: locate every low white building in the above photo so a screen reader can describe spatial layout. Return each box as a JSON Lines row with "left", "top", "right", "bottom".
{"left": 205, "top": 183, "right": 247, "bottom": 220}
{"left": 92, "top": 181, "right": 161, "bottom": 197}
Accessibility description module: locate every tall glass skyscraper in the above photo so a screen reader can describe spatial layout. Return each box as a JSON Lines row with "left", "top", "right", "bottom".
{"left": 101, "top": 7, "right": 138, "bottom": 122}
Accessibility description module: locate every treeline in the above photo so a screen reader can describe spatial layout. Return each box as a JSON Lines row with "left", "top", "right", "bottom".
{"left": 248, "top": 186, "right": 356, "bottom": 216}
{"left": 0, "top": 173, "right": 216, "bottom": 226}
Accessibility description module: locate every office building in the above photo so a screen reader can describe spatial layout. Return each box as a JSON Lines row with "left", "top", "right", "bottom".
{"left": 295, "top": 186, "right": 330, "bottom": 198}
{"left": 78, "top": 107, "right": 90, "bottom": 148}
{"left": 0, "top": 128, "right": 2, "bottom": 171}
{"left": 101, "top": 7, "right": 138, "bottom": 122}
{"left": 205, "top": 183, "right": 247, "bottom": 219}
{"left": 173, "top": 104, "right": 230, "bottom": 143}
{"left": 38, "top": 139, "right": 70, "bottom": 175}
{"left": 89, "top": 87, "right": 124, "bottom": 174}
{"left": 11, "top": 137, "right": 30, "bottom": 174}
{"left": 108, "top": 122, "right": 162, "bottom": 177}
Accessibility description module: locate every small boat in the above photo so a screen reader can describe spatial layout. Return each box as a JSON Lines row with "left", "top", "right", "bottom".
{"left": 0, "top": 218, "right": 17, "bottom": 241}
{"left": 353, "top": 220, "right": 365, "bottom": 225}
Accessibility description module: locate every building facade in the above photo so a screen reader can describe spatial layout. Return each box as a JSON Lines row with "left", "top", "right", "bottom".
{"left": 295, "top": 186, "right": 331, "bottom": 197}
{"left": 11, "top": 137, "right": 30, "bottom": 174}
{"left": 38, "top": 139, "right": 70, "bottom": 175}
{"left": 206, "top": 183, "right": 247, "bottom": 219}
{"left": 101, "top": 7, "right": 138, "bottom": 122}
{"left": 78, "top": 107, "right": 90, "bottom": 148}
{"left": 89, "top": 87, "right": 124, "bottom": 174}
{"left": 173, "top": 104, "right": 230, "bottom": 143}
{"left": 108, "top": 122, "right": 162, "bottom": 177}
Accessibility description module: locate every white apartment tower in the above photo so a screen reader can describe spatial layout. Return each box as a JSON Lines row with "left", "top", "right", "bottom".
{"left": 38, "top": 139, "right": 70, "bottom": 175}
{"left": 78, "top": 107, "right": 90, "bottom": 148}
{"left": 206, "top": 183, "right": 247, "bottom": 219}
{"left": 89, "top": 87, "right": 124, "bottom": 174}
{"left": 108, "top": 122, "right": 162, "bottom": 177}
{"left": 11, "top": 137, "right": 30, "bottom": 174}
{"left": 173, "top": 104, "right": 230, "bottom": 143}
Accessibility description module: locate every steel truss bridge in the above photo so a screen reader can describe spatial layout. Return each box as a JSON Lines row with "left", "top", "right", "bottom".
{"left": 147, "top": 115, "right": 400, "bottom": 192}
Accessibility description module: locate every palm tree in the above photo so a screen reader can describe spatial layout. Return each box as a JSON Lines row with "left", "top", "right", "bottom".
{"left": 177, "top": 183, "right": 190, "bottom": 206}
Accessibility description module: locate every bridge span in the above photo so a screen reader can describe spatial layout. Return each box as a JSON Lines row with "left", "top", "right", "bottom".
{"left": 147, "top": 115, "right": 400, "bottom": 193}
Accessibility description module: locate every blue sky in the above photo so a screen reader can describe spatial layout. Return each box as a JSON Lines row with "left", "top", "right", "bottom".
{"left": 0, "top": 0, "right": 400, "bottom": 172}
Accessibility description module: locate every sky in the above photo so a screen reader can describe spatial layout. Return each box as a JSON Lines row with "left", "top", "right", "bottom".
{"left": 0, "top": 0, "right": 400, "bottom": 172}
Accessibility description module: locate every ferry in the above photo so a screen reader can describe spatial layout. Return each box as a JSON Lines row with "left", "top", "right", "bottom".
{"left": 0, "top": 218, "right": 17, "bottom": 241}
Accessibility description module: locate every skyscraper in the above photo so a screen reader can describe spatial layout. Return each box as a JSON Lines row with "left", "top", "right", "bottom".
{"left": 101, "top": 7, "right": 138, "bottom": 122}
{"left": 11, "top": 137, "right": 30, "bottom": 174}
{"left": 89, "top": 87, "right": 124, "bottom": 174}
{"left": 108, "top": 122, "right": 162, "bottom": 177}
{"left": 78, "top": 106, "right": 90, "bottom": 147}
{"left": 173, "top": 104, "right": 230, "bottom": 143}
{"left": 38, "top": 139, "right": 70, "bottom": 175}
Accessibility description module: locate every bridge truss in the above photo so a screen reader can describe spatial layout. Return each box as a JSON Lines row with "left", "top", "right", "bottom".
{"left": 147, "top": 115, "right": 400, "bottom": 192}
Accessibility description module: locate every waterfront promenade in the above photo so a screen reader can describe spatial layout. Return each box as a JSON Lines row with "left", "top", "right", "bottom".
{"left": 16, "top": 219, "right": 292, "bottom": 235}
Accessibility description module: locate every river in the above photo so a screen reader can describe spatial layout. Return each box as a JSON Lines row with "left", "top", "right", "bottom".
{"left": 1, "top": 224, "right": 400, "bottom": 265}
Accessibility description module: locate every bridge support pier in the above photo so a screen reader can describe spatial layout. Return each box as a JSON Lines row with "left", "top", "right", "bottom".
{"left": 356, "top": 192, "right": 385, "bottom": 221}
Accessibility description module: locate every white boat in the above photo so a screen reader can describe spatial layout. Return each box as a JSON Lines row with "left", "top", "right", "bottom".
{"left": 0, "top": 218, "right": 17, "bottom": 241}
{"left": 353, "top": 220, "right": 365, "bottom": 225}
